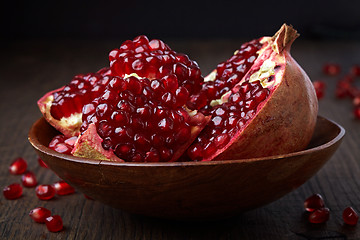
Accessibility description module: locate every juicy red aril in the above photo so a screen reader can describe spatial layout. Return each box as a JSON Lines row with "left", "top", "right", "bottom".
{"left": 50, "top": 68, "right": 111, "bottom": 120}
{"left": 354, "top": 107, "right": 360, "bottom": 120}
{"left": 21, "top": 171, "right": 37, "bottom": 188}
{"left": 188, "top": 80, "right": 270, "bottom": 161}
{"left": 29, "top": 207, "right": 52, "bottom": 223}
{"left": 9, "top": 157, "right": 27, "bottom": 175}
{"left": 323, "top": 63, "right": 341, "bottom": 76}
{"left": 343, "top": 207, "right": 359, "bottom": 226}
{"left": 308, "top": 207, "right": 330, "bottom": 224}
{"left": 38, "top": 157, "right": 48, "bottom": 168}
{"left": 304, "top": 193, "right": 325, "bottom": 212}
{"left": 45, "top": 215, "right": 63, "bottom": 232}
{"left": 198, "top": 39, "right": 262, "bottom": 108}
{"left": 3, "top": 183, "right": 23, "bottom": 200}
{"left": 53, "top": 180, "right": 75, "bottom": 195}
{"left": 36, "top": 184, "right": 56, "bottom": 200}
{"left": 81, "top": 75, "right": 202, "bottom": 162}
{"left": 49, "top": 135, "right": 75, "bottom": 155}
{"left": 313, "top": 81, "right": 326, "bottom": 100}
{"left": 109, "top": 35, "right": 204, "bottom": 107}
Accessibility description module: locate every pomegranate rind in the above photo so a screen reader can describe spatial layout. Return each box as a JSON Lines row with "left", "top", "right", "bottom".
{"left": 37, "top": 87, "right": 82, "bottom": 137}
{"left": 208, "top": 24, "right": 318, "bottom": 160}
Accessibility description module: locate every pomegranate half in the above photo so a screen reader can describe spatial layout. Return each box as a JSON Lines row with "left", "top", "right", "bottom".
{"left": 187, "top": 24, "right": 318, "bottom": 161}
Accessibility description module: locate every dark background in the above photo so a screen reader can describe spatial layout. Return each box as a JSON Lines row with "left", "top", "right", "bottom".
{"left": 2, "top": 0, "right": 360, "bottom": 42}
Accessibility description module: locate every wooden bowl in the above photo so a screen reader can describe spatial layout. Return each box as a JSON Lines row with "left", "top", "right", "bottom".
{"left": 28, "top": 116, "right": 344, "bottom": 220}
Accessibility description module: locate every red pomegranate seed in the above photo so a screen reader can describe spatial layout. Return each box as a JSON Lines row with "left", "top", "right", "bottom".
{"left": 53, "top": 180, "right": 75, "bottom": 195}
{"left": 9, "top": 157, "right": 27, "bottom": 175}
{"left": 21, "top": 171, "right": 38, "bottom": 188}
{"left": 45, "top": 215, "right": 63, "bottom": 232}
{"left": 29, "top": 207, "right": 52, "bottom": 223}
{"left": 354, "top": 107, "right": 360, "bottom": 120}
{"left": 308, "top": 207, "right": 330, "bottom": 224}
{"left": 304, "top": 193, "right": 325, "bottom": 212}
{"left": 351, "top": 65, "right": 360, "bottom": 76}
{"left": 343, "top": 207, "right": 359, "bottom": 226}
{"left": 38, "top": 157, "right": 48, "bottom": 168}
{"left": 323, "top": 63, "right": 341, "bottom": 76}
{"left": 3, "top": 183, "right": 23, "bottom": 200}
{"left": 312, "top": 81, "right": 326, "bottom": 100}
{"left": 35, "top": 184, "right": 56, "bottom": 200}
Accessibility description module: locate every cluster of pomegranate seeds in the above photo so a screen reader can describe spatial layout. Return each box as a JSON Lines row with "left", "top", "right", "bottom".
{"left": 35, "top": 184, "right": 56, "bottom": 200}
{"left": 48, "top": 135, "right": 77, "bottom": 155}
{"left": 81, "top": 75, "right": 202, "bottom": 162}
{"left": 9, "top": 157, "right": 28, "bottom": 175}
{"left": 312, "top": 81, "right": 326, "bottom": 100}
{"left": 29, "top": 207, "right": 52, "bottom": 223}
{"left": 50, "top": 68, "right": 111, "bottom": 120}
{"left": 53, "top": 180, "right": 75, "bottom": 195}
{"left": 3, "top": 183, "right": 23, "bottom": 200}
{"left": 303, "top": 193, "right": 359, "bottom": 226}
{"left": 29, "top": 207, "right": 64, "bottom": 232}
{"left": 109, "top": 35, "right": 204, "bottom": 104}
{"left": 188, "top": 78, "right": 270, "bottom": 161}
{"left": 343, "top": 207, "right": 359, "bottom": 226}
{"left": 21, "top": 171, "right": 38, "bottom": 187}
{"left": 195, "top": 39, "right": 262, "bottom": 110}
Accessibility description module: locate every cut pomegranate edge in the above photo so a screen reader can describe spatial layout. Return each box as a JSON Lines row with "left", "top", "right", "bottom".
{"left": 40, "top": 24, "right": 318, "bottom": 162}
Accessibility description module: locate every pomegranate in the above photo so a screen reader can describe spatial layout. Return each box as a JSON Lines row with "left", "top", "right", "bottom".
{"left": 304, "top": 193, "right": 325, "bottom": 212}
{"left": 35, "top": 184, "right": 56, "bottom": 200}
{"left": 308, "top": 207, "right": 330, "bottom": 224}
{"left": 343, "top": 207, "right": 359, "bottom": 226}
{"left": 9, "top": 157, "right": 27, "bottom": 175}
{"left": 29, "top": 207, "right": 52, "bottom": 223}
{"left": 53, "top": 180, "right": 75, "bottom": 195}
{"left": 3, "top": 183, "right": 23, "bottom": 200}
{"left": 37, "top": 67, "right": 112, "bottom": 137}
{"left": 187, "top": 24, "right": 318, "bottom": 161}
{"left": 48, "top": 135, "right": 77, "bottom": 155}
{"left": 45, "top": 215, "right": 63, "bottom": 232}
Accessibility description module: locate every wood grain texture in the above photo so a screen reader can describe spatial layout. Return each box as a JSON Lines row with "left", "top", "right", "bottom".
{"left": 1, "top": 39, "right": 360, "bottom": 239}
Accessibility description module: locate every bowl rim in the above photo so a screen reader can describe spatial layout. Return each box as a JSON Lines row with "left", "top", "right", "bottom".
{"left": 29, "top": 115, "right": 345, "bottom": 167}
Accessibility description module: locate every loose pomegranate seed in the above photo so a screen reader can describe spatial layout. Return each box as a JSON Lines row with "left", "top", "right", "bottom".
{"left": 312, "top": 81, "right": 326, "bottom": 100}
{"left": 53, "top": 180, "right": 75, "bottom": 195}
{"left": 9, "top": 157, "right": 27, "bottom": 175}
{"left": 354, "top": 96, "right": 360, "bottom": 108}
{"left": 323, "top": 63, "right": 341, "bottom": 76}
{"left": 45, "top": 215, "right": 63, "bottom": 232}
{"left": 35, "top": 184, "right": 56, "bottom": 200}
{"left": 29, "top": 207, "right": 52, "bottom": 223}
{"left": 351, "top": 65, "right": 360, "bottom": 76}
{"left": 38, "top": 157, "right": 48, "bottom": 168}
{"left": 304, "top": 193, "right": 325, "bottom": 212}
{"left": 343, "top": 207, "right": 359, "bottom": 226}
{"left": 3, "top": 183, "right": 23, "bottom": 200}
{"left": 354, "top": 107, "right": 360, "bottom": 120}
{"left": 21, "top": 171, "right": 37, "bottom": 188}
{"left": 308, "top": 208, "right": 330, "bottom": 224}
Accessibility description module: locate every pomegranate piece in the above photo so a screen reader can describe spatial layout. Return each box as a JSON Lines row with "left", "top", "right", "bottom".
{"left": 45, "top": 215, "right": 63, "bottom": 232}
{"left": 308, "top": 207, "right": 330, "bottom": 224}
{"left": 9, "top": 157, "right": 27, "bottom": 175}
{"left": 73, "top": 75, "right": 210, "bottom": 162}
{"left": 343, "top": 207, "right": 359, "bottom": 226}
{"left": 304, "top": 193, "right": 325, "bottom": 212}
{"left": 29, "top": 207, "right": 52, "bottom": 223}
{"left": 109, "top": 35, "right": 204, "bottom": 104}
{"left": 35, "top": 184, "right": 56, "bottom": 200}
{"left": 38, "top": 157, "right": 48, "bottom": 168}
{"left": 49, "top": 135, "right": 76, "bottom": 155}
{"left": 21, "top": 171, "right": 38, "bottom": 188}
{"left": 37, "top": 67, "right": 111, "bottom": 137}
{"left": 3, "top": 183, "right": 23, "bottom": 200}
{"left": 187, "top": 24, "right": 318, "bottom": 161}
{"left": 53, "top": 180, "right": 75, "bottom": 195}
{"left": 312, "top": 81, "right": 326, "bottom": 100}
{"left": 323, "top": 63, "right": 341, "bottom": 76}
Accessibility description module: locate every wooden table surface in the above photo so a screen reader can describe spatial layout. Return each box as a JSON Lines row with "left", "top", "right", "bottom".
{"left": 1, "top": 37, "right": 360, "bottom": 240}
